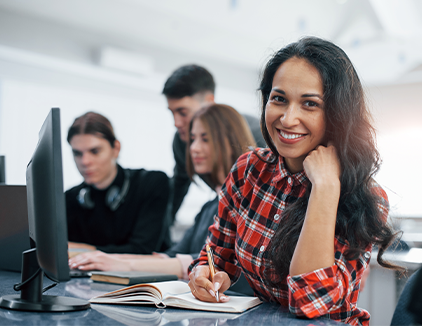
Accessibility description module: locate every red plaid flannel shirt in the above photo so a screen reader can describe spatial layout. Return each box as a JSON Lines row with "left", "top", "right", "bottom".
{"left": 189, "top": 149, "right": 389, "bottom": 326}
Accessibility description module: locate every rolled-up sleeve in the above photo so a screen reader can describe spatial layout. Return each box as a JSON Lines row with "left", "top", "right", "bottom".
{"left": 287, "top": 181, "right": 389, "bottom": 324}
{"left": 287, "top": 238, "right": 372, "bottom": 324}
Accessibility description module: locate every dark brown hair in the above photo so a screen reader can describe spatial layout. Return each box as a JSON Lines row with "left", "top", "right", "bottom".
{"left": 162, "top": 64, "right": 215, "bottom": 99}
{"left": 67, "top": 112, "right": 116, "bottom": 147}
{"left": 186, "top": 104, "right": 255, "bottom": 187}
{"left": 258, "top": 37, "right": 405, "bottom": 282}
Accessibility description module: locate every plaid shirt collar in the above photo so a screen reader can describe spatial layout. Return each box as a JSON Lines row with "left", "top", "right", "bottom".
{"left": 271, "top": 155, "right": 310, "bottom": 187}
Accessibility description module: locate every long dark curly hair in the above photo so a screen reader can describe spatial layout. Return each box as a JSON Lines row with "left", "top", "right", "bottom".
{"left": 259, "top": 37, "right": 404, "bottom": 281}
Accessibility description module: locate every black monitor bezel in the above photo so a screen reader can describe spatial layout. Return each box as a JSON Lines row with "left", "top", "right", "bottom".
{"left": 26, "top": 108, "right": 69, "bottom": 282}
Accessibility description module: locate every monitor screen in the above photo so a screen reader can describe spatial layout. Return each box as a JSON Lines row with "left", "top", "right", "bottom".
{"left": 26, "top": 108, "right": 69, "bottom": 282}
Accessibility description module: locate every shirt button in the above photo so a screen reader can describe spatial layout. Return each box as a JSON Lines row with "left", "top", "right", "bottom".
{"left": 364, "top": 252, "right": 370, "bottom": 259}
{"left": 274, "top": 214, "right": 280, "bottom": 221}
{"left": 260, "top": 246, "right": 265, "bottom": 252}
{"left": 288, "top": 177, "right": 292, "bottom": 184}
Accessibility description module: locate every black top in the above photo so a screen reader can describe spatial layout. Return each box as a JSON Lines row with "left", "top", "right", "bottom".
{"left": 66, "top": 165, "right": 170, "bottom": 254}
{"left": 171, "top": 113, "right": 266, "bottom": 220}
{"left": 165, "top": 196, "right": 218, "bottom": 258}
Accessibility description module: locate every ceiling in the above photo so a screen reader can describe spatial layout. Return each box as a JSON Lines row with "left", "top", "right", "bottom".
{"left": 0, "top": 0, "right": 422, "bottom": 86}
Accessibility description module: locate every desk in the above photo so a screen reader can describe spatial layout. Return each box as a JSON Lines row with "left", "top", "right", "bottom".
{"left": 0, "top": 271, "right": 345, "bottom": 326}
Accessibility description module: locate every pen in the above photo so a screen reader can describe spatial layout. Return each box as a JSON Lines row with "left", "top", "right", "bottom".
{"left": 206, "top": 244, "right": 219, "bottom": 302}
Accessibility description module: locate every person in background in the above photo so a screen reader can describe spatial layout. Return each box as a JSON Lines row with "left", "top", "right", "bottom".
{"left": 187, "top": 37, "right": 405, "bottom": 325}
{"left": 66, "top": 112, "right": 170, "bottom": 254}
{"left": 69, "top": 104, "right": 255, "bottom": 282}
{"left": 163, "top": 65, "right": 266, "bottom": 222}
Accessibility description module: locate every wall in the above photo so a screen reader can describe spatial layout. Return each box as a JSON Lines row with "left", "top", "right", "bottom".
{"left": 0, "top": 10, "right": 260, "bottom": 224}
{"left": 368, "top": 82, "right": 422, "bottom": 218}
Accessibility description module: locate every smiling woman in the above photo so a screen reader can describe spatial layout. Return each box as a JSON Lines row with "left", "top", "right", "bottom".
{"left": 265, "top": 57, "right": 326, "bottom": 173}
{"left": 187, "top": 37, "right": 405, "bottom": 326}
{"left": 65, "top": 112, "right": 171, "bottom": 254}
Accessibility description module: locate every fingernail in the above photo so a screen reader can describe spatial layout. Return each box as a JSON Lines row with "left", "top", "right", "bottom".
{"left": 220, "top": 295, "right": 229, "bottom": 302}
{"left": 214, "top": 282, "right": 220, "bottom": 290}
{"left": 209, "top": 289, "right": 215, "bottom": 297}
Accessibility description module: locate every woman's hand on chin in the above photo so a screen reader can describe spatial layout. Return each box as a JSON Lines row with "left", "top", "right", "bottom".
{"left": 68, "top": 250, "right": 131, "bottom": 271}
{"left": 303, "top": 142, "right": 341, "bottom": 188}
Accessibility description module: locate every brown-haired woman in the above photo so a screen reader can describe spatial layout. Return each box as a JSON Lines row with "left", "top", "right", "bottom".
{"left": 66, "top": 111, "right": 171, "bottom": 254}
{"left": 69, "top": 104, "right": 256, "bottom": 280}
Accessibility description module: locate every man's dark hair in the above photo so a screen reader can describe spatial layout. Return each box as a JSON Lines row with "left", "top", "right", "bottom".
{"left": 162, "top": 64, "right": 215, "bottom": 99}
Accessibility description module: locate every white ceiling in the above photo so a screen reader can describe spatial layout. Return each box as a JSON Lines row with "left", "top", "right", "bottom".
{"left": 0, "top": 0, "right": 422, "bottom": 85}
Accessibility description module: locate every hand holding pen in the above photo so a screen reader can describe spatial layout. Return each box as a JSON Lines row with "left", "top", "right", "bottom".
{"left": 206, "top": 244, "right": 219, "bottom": 302}
{"left": 188, "top": 245, "right": 231, "bottom": 303}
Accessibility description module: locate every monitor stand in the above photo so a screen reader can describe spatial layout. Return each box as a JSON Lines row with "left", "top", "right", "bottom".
{"left": 0, "top": 248, "right": 90, "bottom": 312}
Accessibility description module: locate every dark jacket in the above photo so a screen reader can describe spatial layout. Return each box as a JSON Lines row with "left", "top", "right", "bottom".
{"left": 165, "top": 197, "right": 218, "bottom": 258}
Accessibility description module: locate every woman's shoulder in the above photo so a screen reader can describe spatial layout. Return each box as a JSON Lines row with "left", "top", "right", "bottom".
{"left": 228, "top": 148, "right": 276, "bottom": 189}
{"left": 369, "top": 179, "right": 389, "bottom": 220}
{"left": 236, "top": 147, "right": 275, "bottom": 170}
{"left": 369, "top": 179, "right": 388, "bottom": 203}
{"left": 194, "top": 196, "right": 218, "bottom": 223}
{"left": 127, "top": 168, "right": 169, "bottom": 183}
{"left": 125, "top": 168, "right": 170, "bottom": 196}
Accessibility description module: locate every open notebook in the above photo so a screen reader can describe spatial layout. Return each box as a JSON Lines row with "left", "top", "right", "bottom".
{"left": 90, "top": 280, "right": 262, "bottom": 313}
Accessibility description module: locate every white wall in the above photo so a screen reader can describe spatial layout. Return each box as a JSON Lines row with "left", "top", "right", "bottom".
{"left": 368, "top": 83, "right": 422, "bottom": 218}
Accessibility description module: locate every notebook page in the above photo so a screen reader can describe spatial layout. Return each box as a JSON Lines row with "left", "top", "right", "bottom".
{"left": 164, "top": 292, "right": 262, "bottom": 313}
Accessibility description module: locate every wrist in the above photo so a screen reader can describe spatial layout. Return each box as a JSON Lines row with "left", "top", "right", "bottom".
{"left": 311, "top": 180, "right": 341, "bottom": 202}
{"left": 312, "top": 177, "right": 340, "bottom": 190}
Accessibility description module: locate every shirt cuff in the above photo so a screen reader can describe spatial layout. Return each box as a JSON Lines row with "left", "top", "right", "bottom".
{"left": 287, "top": 264, "right": 339, "bottom": 291}
{"left": 176, "top": 254, "right": 194, "bottom": 280}
{"left": 287, "top": 264, "right": 344, "bottom": 318}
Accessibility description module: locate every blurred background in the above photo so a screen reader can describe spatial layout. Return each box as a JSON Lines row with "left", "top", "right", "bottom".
{"left": 0, "top": 0, "right": 422, "bottom": 221}
{"left": 0, "top": 0, "right": 421, "bottom": 323}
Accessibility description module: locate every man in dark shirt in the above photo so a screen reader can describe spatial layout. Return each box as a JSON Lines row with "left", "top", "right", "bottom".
{"left": 163, "top": 65, "right": 266, "bottom": 221}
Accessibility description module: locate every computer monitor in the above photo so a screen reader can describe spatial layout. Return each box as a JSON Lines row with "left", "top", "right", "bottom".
{"left": 0, "top": 108, "right": 89, "bottom": 312}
